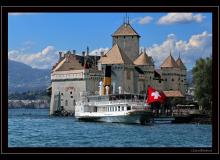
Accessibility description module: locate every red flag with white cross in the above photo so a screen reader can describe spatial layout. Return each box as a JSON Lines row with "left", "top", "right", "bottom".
{"left": 146, "top": 86, "right": 166, "bottom": 104}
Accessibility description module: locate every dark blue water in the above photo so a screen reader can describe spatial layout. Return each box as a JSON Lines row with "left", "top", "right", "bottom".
{"left": 8, "top": 108, "right": 212, "bottom": 147}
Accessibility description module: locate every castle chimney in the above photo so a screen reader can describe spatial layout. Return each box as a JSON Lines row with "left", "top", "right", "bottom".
{"left": 59, "top": 52, "right": 62, "bottom": 60}
{"left": 100, "top": 51, "right": 104, "bottom": 57}
{"left": 86, "top": 46, "right": 89, "bottom": 56}
{"left": 82, "top": 51, "right": 85, "bottom": 57}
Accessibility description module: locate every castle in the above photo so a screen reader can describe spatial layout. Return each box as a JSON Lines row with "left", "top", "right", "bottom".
{"left": 49, "top": 19, "right": 187, "bottom": 115}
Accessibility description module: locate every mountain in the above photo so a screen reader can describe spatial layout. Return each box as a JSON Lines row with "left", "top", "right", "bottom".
{"left": 8, "top": 60, "right": 51, "bottom": 93}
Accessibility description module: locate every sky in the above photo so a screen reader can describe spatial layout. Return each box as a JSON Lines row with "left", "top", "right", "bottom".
{"left": 8, "top": 12, "right": 212, "bottom": 70}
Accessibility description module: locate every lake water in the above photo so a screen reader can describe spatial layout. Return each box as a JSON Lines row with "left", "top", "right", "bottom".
{"left": 8, "top": 108, "right": 212, "bottom": 147}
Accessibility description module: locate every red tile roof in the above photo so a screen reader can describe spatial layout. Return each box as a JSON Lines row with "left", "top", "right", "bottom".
{"left": 98, "top": 44, "right": 133, "bottom": 65}
{"left": 112, "top": 23, "right": 140, "bottom": 37}
{"left": 163, "top": 90, "right": 184, "bottom": 97}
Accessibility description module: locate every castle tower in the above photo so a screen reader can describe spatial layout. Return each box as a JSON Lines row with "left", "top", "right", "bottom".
{"left": 134, "top": 51, "right": 155, "bottom": 94}
{"left": 176, "top": 53, "right": 187, "bottom": 95}
{"left": 112, "top": 18, "right": 140, "bottom": 61}
{"left": 98, "top": 44, "right": 135, "bottom": 94}
{"left": 160, "top": 51, "right": 179, "bottom": 91}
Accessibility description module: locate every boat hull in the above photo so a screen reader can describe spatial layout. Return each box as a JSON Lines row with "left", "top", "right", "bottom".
{"left": 76, "top": 110, "right": 153, "bottom": 125}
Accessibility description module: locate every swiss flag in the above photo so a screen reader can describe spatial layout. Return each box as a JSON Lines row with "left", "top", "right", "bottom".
{"left": 146, "top": 86, "right": 166, "bottom": 104}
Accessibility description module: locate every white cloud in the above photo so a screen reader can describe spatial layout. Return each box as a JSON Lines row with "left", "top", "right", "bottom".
{"left": 145, "top": 31, "right": 212, "bottom": 70}
{"left": 157, "top": 13, "right": 205, "bottom": 25}
{"left": 8, "top": 46, "right": 59, "bottom": 69}
{"left": 130, "top": 16, "right": 153, "bottom": 25}
{"left": 138, "top": 16, "right": 153, "bottom": 24}
{"left": 8, "top": 46, "right": 111, "bottom": 69}
{"left": 89, "top": 48, "right": 109, "bottom": 56}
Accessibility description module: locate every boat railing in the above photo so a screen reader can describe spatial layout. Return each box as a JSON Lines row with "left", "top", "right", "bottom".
{"left": 84, "top": 100, "right": 144, "bottom": 107}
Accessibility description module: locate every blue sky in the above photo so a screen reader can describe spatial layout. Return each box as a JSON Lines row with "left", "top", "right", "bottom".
{"left": 8, "top": 12, "right": 212, "bottom": 70}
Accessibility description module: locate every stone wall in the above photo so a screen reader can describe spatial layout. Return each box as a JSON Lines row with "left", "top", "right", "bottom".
{"left": 113, "top": 36, "right": 139, "bottom": 61}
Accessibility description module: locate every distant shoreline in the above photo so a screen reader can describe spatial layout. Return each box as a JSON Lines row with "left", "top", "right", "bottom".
{"left": 8, "top": 99, "right": 49, "bottom": 109}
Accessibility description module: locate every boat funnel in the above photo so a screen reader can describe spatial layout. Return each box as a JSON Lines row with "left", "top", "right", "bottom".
{"left": 119, "top": 86, "right": 122, "bottom": 94}
{"left": 103, "top": 65, "right": 111, "bottom": 95}
{"left": 112, "top": 82, "right": 116, "bottom": 94}
{"left": 105, "top": 86, "right": 109, "bottom": 96}
{"left": 99, "top": 81, "right": 103, "bottom": 96}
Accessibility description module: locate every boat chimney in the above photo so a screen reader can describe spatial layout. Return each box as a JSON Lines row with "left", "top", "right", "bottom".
{"left": 118, "top": 86, "right": 122, "bottom": 94}
{"left": 105, "top": 86, "right": 109, "bottom": 96}
{"left": 99, "top": 81, "right": 103, "bottom": 96}
{"left": 112, "top": 82, "right": 116, "bottom": 94}
{"left": 102, "top": 65, "right": 112, "bottom": 95}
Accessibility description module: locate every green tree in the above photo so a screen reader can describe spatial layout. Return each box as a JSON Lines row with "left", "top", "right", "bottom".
{"left": 192, "top": 57, "right": 212, "bottom": 112}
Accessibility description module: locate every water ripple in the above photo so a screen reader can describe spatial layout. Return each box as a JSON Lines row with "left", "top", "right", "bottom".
{"left": 8, "top": 109, "right": 212, "bottom": 147}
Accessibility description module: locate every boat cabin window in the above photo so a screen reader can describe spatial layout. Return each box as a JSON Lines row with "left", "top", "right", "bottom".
{"left": 118, "top": 106, "right": 120, "bottom": 111}
{"left": 127, "top": 106, "right": 131, "bottom": 110}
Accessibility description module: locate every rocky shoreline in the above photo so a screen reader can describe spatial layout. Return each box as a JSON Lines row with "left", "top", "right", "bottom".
{"left": 8, "top": 100, "right": 49, "bottom": 109}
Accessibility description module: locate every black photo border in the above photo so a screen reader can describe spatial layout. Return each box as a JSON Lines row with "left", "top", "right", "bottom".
{"left": 1, "top": 4, "right": 219, "bottom": 155}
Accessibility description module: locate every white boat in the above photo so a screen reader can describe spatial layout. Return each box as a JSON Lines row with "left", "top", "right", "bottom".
{"left": 75, "top": 93, "right": 153, "bottom": 125}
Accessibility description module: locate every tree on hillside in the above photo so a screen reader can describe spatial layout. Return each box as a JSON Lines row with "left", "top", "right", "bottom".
{"left": 192, "top": 57, "right": 212, "bottom": 112}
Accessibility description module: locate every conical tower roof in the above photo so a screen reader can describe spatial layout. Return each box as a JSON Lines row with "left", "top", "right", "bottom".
{"left": 176, "top": 57, "right": 186, "bottom": 70}
{"left": 112, "top": 22, "right": 140, "bottom": 37}
{"left": 134, "top": 52, "right": 154, "bottom": 66}
{"left": 160, "top": 53, "right": 178, "bottom": 68}
{"left": 98, "top": 44, "right": 133, "bottom": 65}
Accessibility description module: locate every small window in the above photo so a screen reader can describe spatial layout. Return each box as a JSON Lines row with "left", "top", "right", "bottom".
{"left": 181, "top": 80, "right": 183, "bottom": 82}
{"left": 122, "top": 107, "right": 124, "bottom": 111}
{"left": 70, "top": 91, "right": 72, "bottom": 94}
{"left": 61, "top": 93, "right": 63, "bottom": 95}
{"left": 172, "top": 78, "right": 174, "bottom": 81}
{"left": 65, "top": 100, "right": 68, "bottom": 106}
{"left": 127, "top": 106, "right": 131, "bottom": 110}
{"left": 61, "top": 99, "right": 63, "bottom": 101}
{"left": 118, "top": 106, "right": 120, "bottom": 111}
{"left": 71, "top": 96, "right": 73, "bottom": 98}
{"left": 124, "top": 36, "right": 125, "bottom": 39}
